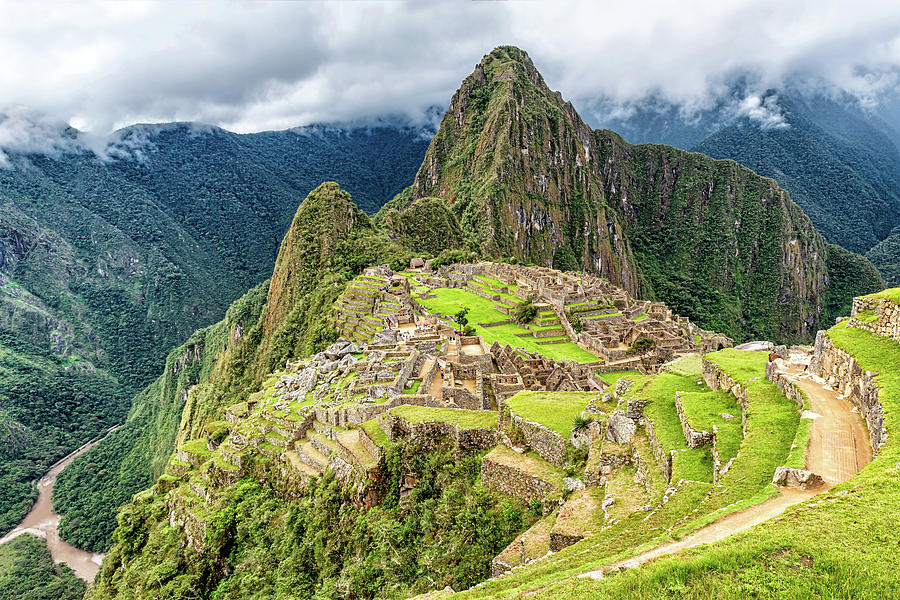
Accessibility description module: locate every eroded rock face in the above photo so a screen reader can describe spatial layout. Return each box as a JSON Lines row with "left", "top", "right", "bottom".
{"left": 772, "top": 466, "right": 825, "bottom": 490}
{"left": 606, "top": 411, "right": 635, "bottom": 444}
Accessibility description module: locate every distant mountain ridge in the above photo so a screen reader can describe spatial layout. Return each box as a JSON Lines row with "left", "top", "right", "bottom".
{"left": 585, "top": 80, "right": 900, "bottom": 284}
{"left": 0, "top": 118, "right": 429, "bottom": 535}
{"left": 380, "top": 46, "right": 883, "bottom": 343}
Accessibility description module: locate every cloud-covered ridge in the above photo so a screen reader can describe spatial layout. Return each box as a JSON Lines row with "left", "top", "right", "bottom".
{"left": 0, "top": 0, "right": 897, "bottom": 149}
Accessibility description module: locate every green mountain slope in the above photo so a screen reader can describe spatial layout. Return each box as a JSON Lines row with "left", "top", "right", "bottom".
{"left": 0, "top": 123, "right": 427, "bottom": 537}
{"left": 587, "top": 82, "right": 900, "bottom": 283}
{"left": 380, "top": 46, "right": 882, "bottom": 342}
{"left": 52, "top": 183, "right": 409, "bottom": 551}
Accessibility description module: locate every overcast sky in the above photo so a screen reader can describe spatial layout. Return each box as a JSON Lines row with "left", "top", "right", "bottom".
{"left": 1, "top": 0, "right": 900, "bottom": 136}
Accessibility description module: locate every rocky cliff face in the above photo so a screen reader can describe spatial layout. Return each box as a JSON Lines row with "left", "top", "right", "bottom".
{"left": 390, "top": 46, "right": 642, "bottom": 295}
{"left": 381, "top": 46, "right": 881, "bottom": 342}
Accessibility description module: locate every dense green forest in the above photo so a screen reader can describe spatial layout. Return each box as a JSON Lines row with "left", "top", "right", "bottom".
{"left": 91, "top": 443, "right": 531, "bottom": 600}
{"left": 0, "top": 329, "right": 125, "bottom": 533}
{"left": 0, "top": 534, "right": 85, "bottom": 600}
{"left": 0, "top": 123, "right": 427, "bottom": 541}
{"left": 693, "top": 93, "right": 900, "bottom": 256}
{"left": 588, "top": 80, "right": 900, "bottom": 284}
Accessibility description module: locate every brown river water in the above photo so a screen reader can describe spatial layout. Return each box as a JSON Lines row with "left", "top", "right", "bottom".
{"left": 0, "top": 427, "right": 119, "bottom": 582}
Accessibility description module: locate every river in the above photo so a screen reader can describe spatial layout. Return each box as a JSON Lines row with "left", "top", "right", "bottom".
{"left": 0, "top": 426, "right": 119, "bottom": 582}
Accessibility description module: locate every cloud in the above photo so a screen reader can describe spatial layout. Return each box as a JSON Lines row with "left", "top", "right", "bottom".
{"left": 0, "top": 107, "right": 84, "bottom": 167}
{"left": 736, "top": 94, "right": 789, "bottom": 129}
{"left": 0, "top": 0, "right": 898, "bottom": 148}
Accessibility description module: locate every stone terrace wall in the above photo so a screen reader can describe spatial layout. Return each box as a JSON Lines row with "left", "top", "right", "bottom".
{"left": 641, "top": 416, "right": 673, "bottom": 483}
{"left": 702, "top": 357, "right": 749, "bottom": 435}
{"left": 811, "top": 330, "right": 886, "bottom": 452}
{"left": 378, "top": 412, "right": 498, "bottom": 452}
{"left": 481, "top": 455, "right": 555, "bottom": 503}
{"left": 357, "top": 428, "right": 383, "bottom": 463}
{"left": 674, "top": 392, "right": 714, "bottom": 448}
{"left": 850, "top": 297, "right": 900, "bottom": 342}
{"left": 765, "top": 361, "right": 807, "bottom": 409}
{"left": 500, "top": 401, "right": 568, "bottom": 467}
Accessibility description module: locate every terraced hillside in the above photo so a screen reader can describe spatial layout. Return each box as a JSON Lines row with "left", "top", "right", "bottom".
{"left": 83, "top": 181, "right": 897, "bottom": 600}
{"left": 89, "top": 272, "right": 884, "bottom": 599}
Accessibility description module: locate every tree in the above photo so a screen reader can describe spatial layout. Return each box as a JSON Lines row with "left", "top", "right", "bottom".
{"left": 514, "top": 297, "right": 538, "bottom": 325}
{"left": 454, "top": 308, "right": 470, "bottom": 327}
{"left": 627, "top": 337, "right": 657, "bottom": 370}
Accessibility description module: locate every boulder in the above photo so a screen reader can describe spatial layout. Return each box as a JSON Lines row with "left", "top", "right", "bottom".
{"left": 606, "top": 411, "right": 636, "bottom": 444}
{"left": 296, "top": 367, "right": 318, "bottom": 394}
{"left": 324, "top": 339, "right": 354, "bottom": 360}
{"left": 613, "top": 377, "right": 632, "bottom": 400}
{"left": 772, "top": 466, "right": 825, "bottom": 490}
{"left": 734, "top": 340, "right": 774, "bottom": 352}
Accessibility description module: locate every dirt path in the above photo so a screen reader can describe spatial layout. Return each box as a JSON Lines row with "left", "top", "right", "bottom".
{"left": 580, "top": 352, "right": 871, "bottom": 580}
{"left": 782, "top": 366, "right": 872, "bottom": 483}
{"left": 0, "top": 426, "right": 119, "bottom": 582}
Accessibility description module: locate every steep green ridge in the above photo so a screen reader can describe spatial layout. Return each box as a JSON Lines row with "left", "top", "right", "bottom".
{"left": 0, "top": 123, "right": 426, "bottom": 538}
{"left": 0, "top": 534, "right": 85, "bottom": 600}
{"left": 866, "top": 226, "right": 900, "bottom": 286}
{"left": 379, "top": 46, "right": 881, "bottom": 342}
{"left": 51, "top": 283, "right": 267, "bottom": 552}
{"left": 589, "top": 81, "right": 900, "bottom": 284}
{"left": 692, "top": 91, "right": 900, "bottom": 257}
{"left": 54, "top": 183, "right": 409, "bottom": 551}
{"left": 89, "top": 447, "right": 530, "bottom": 600}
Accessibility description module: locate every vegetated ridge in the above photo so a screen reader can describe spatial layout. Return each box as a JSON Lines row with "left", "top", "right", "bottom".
{"left": 379, "top": 46, "right": 883, "bottom": 343}
{"left": 0, "top": 122, "right": 427, "bottom": 543}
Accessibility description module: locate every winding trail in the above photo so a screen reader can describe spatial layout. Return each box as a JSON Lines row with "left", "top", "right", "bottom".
{"left": 0, "top": 426, "right": 119, "bottom": 582}
{"left": 580, "top": 351, "right": 871, "bottom": 579}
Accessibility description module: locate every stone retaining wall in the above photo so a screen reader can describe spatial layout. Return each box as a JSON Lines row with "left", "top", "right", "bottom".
{"left": 850, "top": 297, "right": 900, "bottom": 342}
{"left": 674, "top": 392, "right": 715, "bottom": 448}
{"left": 481, "top": 455, "right": 556, "bottom": 504}
{"left": 811, "top": 330, "right": 886, "bottom": 452}
{"left": 642, "top": 415, "right": 673, "bottom": 483}
{"left": 765, "top": 361, "right": 807, "bottom": 409}
{"left": 500, "top": 402, "right": 569, "bottom": 468}
{"left": 378, "top": 412, "right": 498, "bottom": 453}
{"left": 702, "top": 358, "right": 749, "bottom": 435}
{"left": 357, "top": 427, "right": 383, "bottom": 463}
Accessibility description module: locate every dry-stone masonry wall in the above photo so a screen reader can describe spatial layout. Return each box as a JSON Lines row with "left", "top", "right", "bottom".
{"left": 811, "top": 330, "right": 886, "bottom": 452}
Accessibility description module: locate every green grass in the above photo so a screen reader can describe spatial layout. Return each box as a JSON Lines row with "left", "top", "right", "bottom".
{"left": 389, "top": 405, "right": 498, "bottom": 429}
{"left": 179, "top": 438, "right": 212, "bottom": 456}
{"left": 467, "top": 323, "right": 900, "bottom": 599}
{"left": 598, "top": 371, "right": 639, "bottom": 386}
{"left": 677, "top": 390, "right": 743, "bottom": 463}
{"left": 864, "top": 286, "right": 900, "bottom": 304}
{"left": 704, "top": 348, "right": 769, "bottom": 383}
{"left": 504, "top": 391, "right": 596, "bottom": 438}
{"left": 484, "top": 445, "right": 565, "bottom": 490}
{"left": 664, "top": 353, "right": 703, "bottom": 377}
{"left": 360, "top": 419, "right": 391, "bottom": 448}
{"left": 641, "top": 373, "right": 714, "bottom": 482}
{"left": 632, "top": 313, "right": 648, "bottom": 321}
{"left": 416, "top": 287, "right": 597, "bottom": 362}
{"left": 855, "top": 309, "right": 878, "bottom": 322}
{"left": 402, "top": 380, "right": 422, "bottom": 394}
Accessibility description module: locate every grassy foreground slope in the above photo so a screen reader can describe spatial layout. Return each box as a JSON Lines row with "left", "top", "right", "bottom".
{"left": 460, "top": 320, "right": 900, "bottom": 599}
{"left": 451, "top": 350, "right": 798, "bottom": 600}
